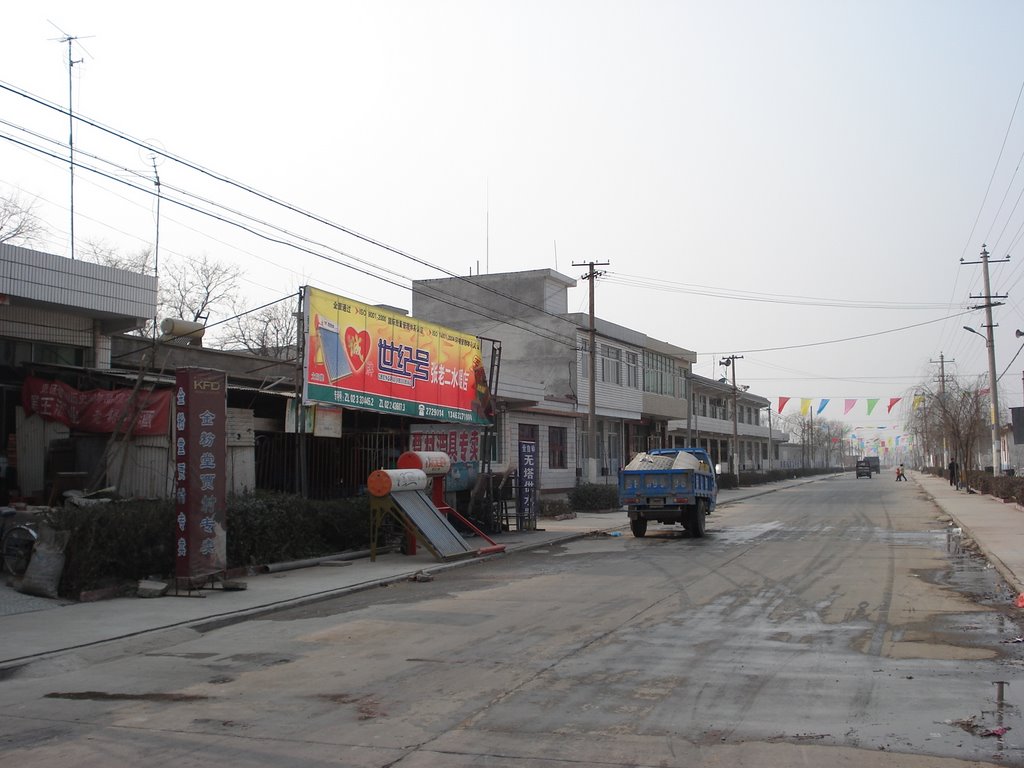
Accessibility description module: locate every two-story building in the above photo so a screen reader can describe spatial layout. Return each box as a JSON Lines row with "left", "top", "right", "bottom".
{"left": 670, "top": 373, "right": 789, "bottom": 474}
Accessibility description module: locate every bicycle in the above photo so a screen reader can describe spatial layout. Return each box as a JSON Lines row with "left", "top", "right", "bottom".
{"left": 1, "top": 506, "right": 37, "bottom": 576}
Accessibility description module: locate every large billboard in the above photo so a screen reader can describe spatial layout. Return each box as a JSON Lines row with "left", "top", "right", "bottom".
{"left": 302, "top": 286, "right": 492, "bottom": 425}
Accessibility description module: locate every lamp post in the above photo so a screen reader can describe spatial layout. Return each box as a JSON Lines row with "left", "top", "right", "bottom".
{"left": 964, "top": 324, "right": 1002, "bottom": 475}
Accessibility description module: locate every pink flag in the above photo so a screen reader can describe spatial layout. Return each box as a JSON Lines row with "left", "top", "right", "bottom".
{"left": 778, "top": 396, "right": 791, "bottom": 413}
{"left": 844, "top": 399, "right": 857, "bottom": 415}
{"left": 887, "top": 397, "right": 902, "bottom": 414}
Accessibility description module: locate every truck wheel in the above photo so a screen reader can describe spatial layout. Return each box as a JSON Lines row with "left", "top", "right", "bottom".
{"left": 688, "top": 502, "right": 707, "bottom": 538}
{"left": 630, "top": 518, "right": 648, "bottom": 538}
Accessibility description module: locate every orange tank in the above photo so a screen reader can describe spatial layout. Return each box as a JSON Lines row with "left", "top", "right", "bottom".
{"left": 366, "top": 468, "right": 429, "bottom": 497}
{"left": 396, "top": 451, "right": 451, "bottom": 477}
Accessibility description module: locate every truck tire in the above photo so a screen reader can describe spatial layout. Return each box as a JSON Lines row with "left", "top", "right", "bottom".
{"left": 688, "top": 501, "right": 707, "bottom": 538}
{"left": 630, "top": 517, "right": 648, "bottom": 538}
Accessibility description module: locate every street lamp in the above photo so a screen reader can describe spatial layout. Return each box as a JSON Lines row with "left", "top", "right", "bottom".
{"left": 963, "top": 324, "right": 1002, "bottom": 475}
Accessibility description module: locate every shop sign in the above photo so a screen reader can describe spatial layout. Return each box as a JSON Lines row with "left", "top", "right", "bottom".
{"left": 174, "top": 368, "right": 227, "bottom": 581}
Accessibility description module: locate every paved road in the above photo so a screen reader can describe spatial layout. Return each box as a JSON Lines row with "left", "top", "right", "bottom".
{"left": 1, "top": 474, "right": 1021, "bottom": 767}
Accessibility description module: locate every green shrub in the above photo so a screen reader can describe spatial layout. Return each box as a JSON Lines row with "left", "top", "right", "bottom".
{"left": 539, "top": 498, "right": 572, "bottom": 517}
{"left": 568, "top": 483, "right": 620, "bottom": 511}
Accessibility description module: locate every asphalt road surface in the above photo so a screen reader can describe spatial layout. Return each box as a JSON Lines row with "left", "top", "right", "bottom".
{"left": 2, "top": 475, "right": 1023, "bottom": 767}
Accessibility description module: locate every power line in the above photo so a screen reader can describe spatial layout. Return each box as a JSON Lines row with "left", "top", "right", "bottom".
{"left": 725, "top": 309, "right": 975, "bottom": 354}
{"left": 0, "top": 80, "right": 592, "bottom": 338}
{"left": 604, "top": 271, "right": 952, "bottom": 310}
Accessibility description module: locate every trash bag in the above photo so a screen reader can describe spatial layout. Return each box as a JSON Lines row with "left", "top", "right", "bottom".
{"left": 18, "top": 527, "right": 69, "bottom": 600}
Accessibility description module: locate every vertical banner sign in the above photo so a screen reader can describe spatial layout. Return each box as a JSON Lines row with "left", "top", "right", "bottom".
{"left": 174, "top": 369, "right": 227, "bottom": 581}
{"left": 517, "top": 441, "right": 538, "bottom": 526}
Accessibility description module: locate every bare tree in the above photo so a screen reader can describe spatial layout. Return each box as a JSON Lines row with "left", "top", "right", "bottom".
{"left": 907, "top": 376, "right": 988, "bottom": 473}
{"left": 221, "top": 298, "right": 298, "bottom": 360}
{"left": 82, "top": 239, "right": 154, "bottom": 273}
{"left": 80, "top": 246, "right": 242, "bottom": 344}
{"left": 161, "top": 252, "right": 241, "bottom": 325}
{"left": 0, "top": 191, "right": 46, "bottom": 246}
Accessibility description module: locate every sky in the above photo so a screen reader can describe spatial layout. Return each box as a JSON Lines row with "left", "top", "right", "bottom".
{"left": 3, "top": 1, "right": 1024, "bottom": 445}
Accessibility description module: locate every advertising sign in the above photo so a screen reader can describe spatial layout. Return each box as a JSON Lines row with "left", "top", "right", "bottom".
{"left": 22, "top": 376, "right": 171, "bottom": 436}
{"left": 410, "top": 424, "right": 484, "bottom": 463}
{"left": 302, "top": 286, "right": 493, "bottom": 424}
{"left": 517, "top": 440, "right": 538, "bottom": 524}
{"left": 174, "top": 368, "right": 227, "bottom": 581}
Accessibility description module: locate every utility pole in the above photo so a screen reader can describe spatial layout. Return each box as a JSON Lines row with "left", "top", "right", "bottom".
{"left": 573, "top": 260, "right": 609, "bottom": 484}
{"left": 766, "top": 405, "right": 773, "bottom": 473}
{"left": 719, "top": 354, "right": 743, "bottom": 486}
{"left": 930, "top": 352, "right": 953, "bottom": 468}
{"left": 962, "top": 245, "right": 1008, "bottom": 475}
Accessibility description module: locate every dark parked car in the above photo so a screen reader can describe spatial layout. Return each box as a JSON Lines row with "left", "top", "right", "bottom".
{"left": 855, "top": 459, "right": 872, "bottom": 479}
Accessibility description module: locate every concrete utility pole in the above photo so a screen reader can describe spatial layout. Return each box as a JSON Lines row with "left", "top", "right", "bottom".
{"left": 962, "top": 245, "right": 1008, "bottom": 475}
{"left": 930, "top": 352, "right": 953, "bottom": 467}
{"left": 719, "top": 355, "right": 743, "bottom": 486}
{"left": 573, "top": 260, "right": 609, "bottom": 484}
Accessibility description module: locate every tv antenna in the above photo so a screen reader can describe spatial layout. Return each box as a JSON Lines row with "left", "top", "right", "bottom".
{"left": 48, "top": 21, "right": 94, "bottom": 260}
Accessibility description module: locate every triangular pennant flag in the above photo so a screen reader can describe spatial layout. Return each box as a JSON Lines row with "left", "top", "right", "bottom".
{"left": 866, "top": 398, "right": 879, "bottom": 415}
{"left": 778, "top": 396, "right": 791, "bottom": 414}
{"left": 912, "top": 395, "right": 925, "bottom": 409}
{"left": 800, "top": 398, "right": 812, "bottom": 416}
{"left": 887, "top": 397, "right": 902, "bottom": 414}
{"left": 844, "top": 399, "right": 857, "bottom": 415}
{"left": 816, "top": 398, "right": 830, "bottom": 415}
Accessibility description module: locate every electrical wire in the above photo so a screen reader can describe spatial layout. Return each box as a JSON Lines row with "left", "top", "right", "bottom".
{"left": 0, "top": 80, "right": 595, "bottom": 338}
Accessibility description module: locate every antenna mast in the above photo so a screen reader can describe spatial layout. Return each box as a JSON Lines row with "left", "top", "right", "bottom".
{"left": 50, "top": 24, "right": 91, "bottom": 260}
{"left": 64, "top": 35, "right": 82, "bottom": 259}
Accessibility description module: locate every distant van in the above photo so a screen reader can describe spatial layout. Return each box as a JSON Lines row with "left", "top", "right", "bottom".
{"left": 863, "top": 457, "right": 880, "bottom": 474}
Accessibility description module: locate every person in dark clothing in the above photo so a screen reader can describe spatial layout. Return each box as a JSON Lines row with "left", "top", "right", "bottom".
{"left": 948, "top": 459, "right": 958, "bottom": 488}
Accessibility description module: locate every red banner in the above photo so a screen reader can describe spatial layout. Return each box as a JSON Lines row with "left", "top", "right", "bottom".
{"left": 22, "top": 376, "right": 171, "bottom": 436}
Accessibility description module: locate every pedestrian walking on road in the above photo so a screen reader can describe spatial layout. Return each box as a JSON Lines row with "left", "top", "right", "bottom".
{"left": 896, "top": 464, "right": 907, "bottom": 482}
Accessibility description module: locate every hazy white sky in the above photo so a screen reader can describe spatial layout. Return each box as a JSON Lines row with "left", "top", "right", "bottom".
{"left": 3, "top": 1, "right": 1024, "bottom": 437}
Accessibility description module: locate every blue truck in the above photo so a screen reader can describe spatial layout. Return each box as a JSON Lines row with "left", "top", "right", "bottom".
{"left": 618, "top": 447, "right": 719, "bottom": 538}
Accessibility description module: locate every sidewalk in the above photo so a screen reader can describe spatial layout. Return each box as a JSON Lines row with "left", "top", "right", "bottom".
{"left": 0, "top": 476, "right": 823, "bottom": 672}
{"left": 912, "top": 470, "right": 1024, "bottom": 596}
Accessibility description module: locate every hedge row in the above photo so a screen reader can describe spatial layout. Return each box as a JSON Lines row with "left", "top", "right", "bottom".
{"left": 920, "top": 465, "right": 1024, "bottom": 503}
{"left": 39, "top": 492, "right": 372, "bottom": 598}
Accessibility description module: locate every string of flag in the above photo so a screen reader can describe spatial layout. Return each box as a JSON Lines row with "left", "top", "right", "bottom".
{"left": 776, "top": 395, "right": 929, "bottom": 416}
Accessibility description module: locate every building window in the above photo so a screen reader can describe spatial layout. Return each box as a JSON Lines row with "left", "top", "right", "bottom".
{"left": 549, "top": 426, "right": 567, "bottom": 469}
{"left": 625, "top": 351, "right": 639, "bottom": 388}
{"left": 643, "top": 351, "right": 677, "bottom": 396}
{"left": 600, "top": 345, "right": 621, "bottom": 385}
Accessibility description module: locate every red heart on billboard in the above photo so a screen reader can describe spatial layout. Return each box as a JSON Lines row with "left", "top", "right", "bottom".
{"left": 344, "top": 327, "right": 371, "bottom": 372}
